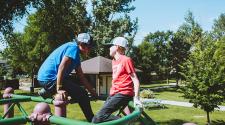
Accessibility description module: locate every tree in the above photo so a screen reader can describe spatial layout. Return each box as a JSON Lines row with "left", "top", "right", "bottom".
{"left": 1, "top": 0, "right": 91, "bottom": 75}
{"left": 143, "top": 31, "right": 173, "bottom": 80}
{"left": 182, "top": 34, "right": 225, "bottom": 124}
{"left": 90, "top": 0, "right": 138, "bottom": 57}
{"left": 212, "top": 13, "right": 225, "bottom": 39}
{"left": 178, "top": 11, "right": 203, "bottom": 44}
{"left": 2, "top": 0, "right": 138, "bottom": 76}
{"left": 170, "top": 11, "right": 203, "bottom": 85}
{"left": 131, "top": 41, "right": 155, "bottom": 83}
{"left": 0, "top": 0, "right": 39, "bottom": 36}
{"left": 168, "top": 31, "right": 191, "bottom": 85}
{"left": 0, "top": 64, "right": 7, "bottom": 77}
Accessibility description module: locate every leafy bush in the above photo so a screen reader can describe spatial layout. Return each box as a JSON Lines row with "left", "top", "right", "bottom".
{"left": 140, "top": 89, "right": 154, "bottom": 98}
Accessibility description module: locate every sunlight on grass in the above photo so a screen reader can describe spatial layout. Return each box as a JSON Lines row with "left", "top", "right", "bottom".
{"left": 145, "top": 105, "right": 225, "bottom": 125}
{"left": 1, "top": 89, "right": 225, "bottom": 125}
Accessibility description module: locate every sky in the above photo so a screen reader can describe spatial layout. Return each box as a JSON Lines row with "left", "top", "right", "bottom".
{"left": 131, "top": 0, "right": 225, "bottom": 45}
{"left": 1, "top": 0, "right": 225, "bottom": 50}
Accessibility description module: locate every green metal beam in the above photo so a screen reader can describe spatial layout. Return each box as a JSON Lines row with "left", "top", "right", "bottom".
{"left": 0, "top": 95, "right": 156, "bottom": 125}
{"left": 0, "top": 116, "right": 28, "bottom": 125}
{"left": 0, "top": 95, "right": 53, "bottom": 105}
{"left": 16, "top": 103, "right": 28, "bottom": 117}
{"left": 98, "top": 108, "right": 141, "bottom": 125}
{"left": 49, "top": 115, "right": 93, "bottom": 125}
{"left": 2, "top": 103, "right": 15, "bottom": 119}
{"left": 11, "top": 94, "right": 53, "bottom": 104}
{"left": 0, "top": 98, "right": 30, "bottom": 105}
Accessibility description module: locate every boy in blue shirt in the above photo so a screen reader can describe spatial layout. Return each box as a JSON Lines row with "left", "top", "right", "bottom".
{"left": 37, "top": 33, "right": 97, "bottom": 122}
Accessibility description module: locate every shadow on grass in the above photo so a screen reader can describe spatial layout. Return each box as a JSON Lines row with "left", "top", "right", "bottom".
{"left": 211, "top": 120, "right": 225, "bottom": 125}
{"left": 157, "top": 119, "right": 190, "bottom": 125}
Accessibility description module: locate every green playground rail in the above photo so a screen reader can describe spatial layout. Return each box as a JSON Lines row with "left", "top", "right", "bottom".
{"left": 0, "top": 94, "right": 53, "bottom": 105}
{"left": 12, "top": 94, "right": 53, "bottom": 104}
{"left": 0, "top": 94, "right": 156, "bottom": 125}
{"left": 0, "top": 116, "right": 28, "bottom": 125}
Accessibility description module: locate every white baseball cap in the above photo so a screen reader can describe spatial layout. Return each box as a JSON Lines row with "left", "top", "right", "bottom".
{"left": 110, "top": 37, "right": 128, "bottom": 48}
{"left": 77, "top": 33, "right": 91, "bottom": 44}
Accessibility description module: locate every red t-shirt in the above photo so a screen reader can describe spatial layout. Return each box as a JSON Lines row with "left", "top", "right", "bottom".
{"left": 110, "top": 55, "right": 135, "bottom": 96}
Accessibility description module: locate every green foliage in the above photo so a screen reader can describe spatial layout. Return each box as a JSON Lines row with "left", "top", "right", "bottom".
{"left": 214, "top": 38, "right": 225, "bottom": 65}
{"left": 90, "top": 0, "right": 137, "bottom": 57}
{"left": 1, "top": 0, "right": 137, "bottom": 76}
{"left": 133, "top": 31, "right": 172, "bottom": 82}
{"left": 0, "top": 65, "right": 7, "bottom": 77}
{"left": 168, "top": 31, "right": 191, "bottom": 84}
{"left": 140, "top": 89, "right": 155, "bottom": 98}
{"left": 145, "top": 31, "right": 173, "bottom": 79}
{"left": 131, "top": 41, "right": 155, "bottom": 82}
{"left": 212, "top": 13, "right": 225, "bottom": 39}
{"left": 182, "top": 34, "right": 225, "bottom": 123}
{"left": 178, "top": 11, "right": 203, "bottom": 44}
{"left": 0, "top": 0, "right": 39, "bottom": 35}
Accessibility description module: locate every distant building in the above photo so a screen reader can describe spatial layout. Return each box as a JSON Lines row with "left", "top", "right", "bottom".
{"left": 72, "top": 56, "right": 142, "bottom": 96}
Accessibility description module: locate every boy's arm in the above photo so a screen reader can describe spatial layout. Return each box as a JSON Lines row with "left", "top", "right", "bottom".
{"left": 56, "top": 56, "right": 71, "bottom": 100}
{"left": 75, "top": 66, "right": 97, "bottom": 97}
{"left": 130, "top": 72, "right": 140, "bottom": 98}
{"left": 130, "top": 72, "right": 143, "bottom": 108}
{"left": 57, "top": 56, "right": 71, "bottom": 91}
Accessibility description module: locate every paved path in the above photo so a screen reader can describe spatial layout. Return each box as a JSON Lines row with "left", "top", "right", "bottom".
{"left": 141, "top": 98, "right": 225, "bottom": 111}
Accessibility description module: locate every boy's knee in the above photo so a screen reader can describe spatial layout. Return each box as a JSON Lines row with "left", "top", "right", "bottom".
{"left": 92, "top": 115, "right": 103, "bottom": 123}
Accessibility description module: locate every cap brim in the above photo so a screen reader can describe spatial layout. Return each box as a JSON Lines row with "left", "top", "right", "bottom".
{"left": 103, "top": 43, "right": 113, "bottom": 47}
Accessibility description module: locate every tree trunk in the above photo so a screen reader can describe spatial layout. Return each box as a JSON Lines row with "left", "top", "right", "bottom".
{"left": 176, "top": 79, "right": 179, "bottom": 87}
{"left": 30, "top": 66, "right": 35, "bottom": 93}
{"left": 166, "top": 71, "right": 169, "bottom": 84}
{"left": 206, "top": 111, "right": 211, "bottom": 125}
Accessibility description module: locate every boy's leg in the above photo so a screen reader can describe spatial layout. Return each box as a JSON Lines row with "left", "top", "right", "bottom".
{"left": 38, "top": 80, "right": 56, "bottom": 98}
{"left": 63, "top": 79, "right": 94, "bottom": 122}
{"left": 92, "top": 93, "right": 132, "bottom": 123}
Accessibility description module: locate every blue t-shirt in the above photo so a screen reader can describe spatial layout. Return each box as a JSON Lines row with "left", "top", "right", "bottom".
{"left": 37, "top": 41, "right": 80, "bottom": 82}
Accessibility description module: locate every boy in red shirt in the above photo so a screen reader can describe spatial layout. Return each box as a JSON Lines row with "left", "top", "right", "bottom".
{"left": 92, "top": 37, "right": 143, "bottom": 123}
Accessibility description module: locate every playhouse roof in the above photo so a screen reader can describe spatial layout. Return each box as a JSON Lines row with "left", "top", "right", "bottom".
{"left": 72, "top": 56, "right": 142, "bottom": 74}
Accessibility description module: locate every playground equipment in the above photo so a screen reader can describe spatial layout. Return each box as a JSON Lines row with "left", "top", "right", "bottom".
{"left": 0, "top": 87, "right": 156, "bottom": 125}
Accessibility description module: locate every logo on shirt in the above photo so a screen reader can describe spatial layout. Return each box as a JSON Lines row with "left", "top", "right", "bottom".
{"left": 112, "top": 64, "right": 122, "bottom": 80}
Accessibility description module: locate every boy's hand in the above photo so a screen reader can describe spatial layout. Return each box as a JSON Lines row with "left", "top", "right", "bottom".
{"left": 56, "top": 84, "right": 63, "bottom": 92}
{"left": 55, "top": 90, "right": 68, "bottom": 101}
{"left": 133, "top": 97, "right": 143, "bottom": 109}
{"left": 89, "top": 88, "right": 98, "bottom": 98}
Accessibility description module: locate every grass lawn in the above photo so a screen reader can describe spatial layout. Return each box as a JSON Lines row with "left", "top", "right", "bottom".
{"left": 1, "top": 89, "right": 225, "bottom": 125}
{"left": 146, "top": 105, "right": 225, "bottom": 125}
{"left": 141, "top": 84, "right": 225, "bottom": 106}
{"left": 141, "top": 82, "right": 189, "bottom": 102}
{"left": 153, "top": 87, "right": 189, "bottom": 102}
{"left": 141, "top": 79, "right": 176, "bottom": 89}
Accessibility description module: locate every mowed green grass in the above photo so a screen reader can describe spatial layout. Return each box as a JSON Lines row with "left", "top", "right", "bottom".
{"left": 145, "top": 105, "right": 225, "bottom": 125}
{"left": 1, "top": 89, "right": 225, "bottom": 125}
{"left": 141, "top": 83, "right": 225, "bottom": 106}
{"left": 1, "top": 100, "right": 225, "bottom": 125}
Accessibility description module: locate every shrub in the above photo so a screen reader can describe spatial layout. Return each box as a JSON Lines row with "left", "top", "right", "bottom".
{"left": 140, "top": 89, "right": 154, "bottom": 98}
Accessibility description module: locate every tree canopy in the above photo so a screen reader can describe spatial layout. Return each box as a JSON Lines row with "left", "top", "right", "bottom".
{"left": 1, "top": 0, "right": 137, "bottom": 75}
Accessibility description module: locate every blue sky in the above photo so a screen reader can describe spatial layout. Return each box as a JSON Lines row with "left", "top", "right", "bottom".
{"left": 131, "top": 0, "right": 225, "bottom": 45}
{"left": 1, "top": 0, "right": 225, "bottom": 50}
